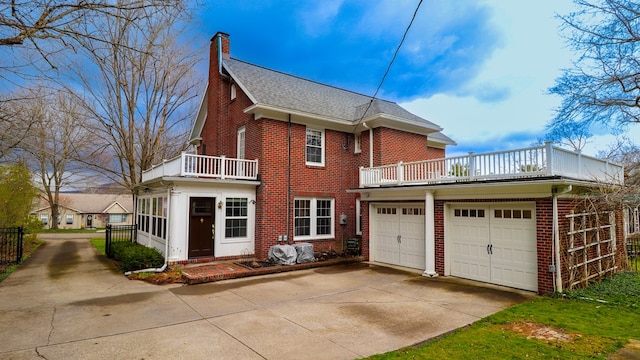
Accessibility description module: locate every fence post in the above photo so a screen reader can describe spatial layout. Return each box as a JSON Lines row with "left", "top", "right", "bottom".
{"left": 106, "top": 224, "right": 112, "bottom": 258}
{"left": 17, "top": 227, "right": 23, "bottom": 263}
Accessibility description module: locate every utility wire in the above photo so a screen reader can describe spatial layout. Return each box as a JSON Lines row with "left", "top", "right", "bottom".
{"left": 354, "top": 0, "right": 424, "bottom": 131}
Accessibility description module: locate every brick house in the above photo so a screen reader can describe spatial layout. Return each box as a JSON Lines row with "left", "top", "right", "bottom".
{"left": 136, "top": 32, "right": 626, "bottom": 294}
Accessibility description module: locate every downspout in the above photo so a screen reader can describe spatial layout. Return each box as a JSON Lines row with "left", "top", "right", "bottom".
{"left": 552, "top": 185, "right": 572, "bottom": 293}
{"left": 287, "top": 114, "right": 292, "bottom": 242}
{"left": 124, "top": 185, "right": 171, "bottom": 275}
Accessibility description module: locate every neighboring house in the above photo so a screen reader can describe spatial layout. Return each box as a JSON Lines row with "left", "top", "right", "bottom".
{"left": 136, "top": 32, "right": 626, "bottom": 294}
{"left": 32, "top": 193, "right": 133, "bottom": 229}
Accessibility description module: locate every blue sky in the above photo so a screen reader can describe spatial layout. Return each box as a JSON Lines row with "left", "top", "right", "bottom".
{"left": 189, "top": 1, "right": 632, "bottom": 157}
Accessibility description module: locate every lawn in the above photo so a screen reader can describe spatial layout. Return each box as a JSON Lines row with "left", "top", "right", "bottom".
{"left": 0, "top": 234, "right": 44, "bottom": 282}
{"left": 90, "top": 237, "right": 105, "bottom": 255}
{"left": 368, "top": 272, "right": 640, "bottom": 360}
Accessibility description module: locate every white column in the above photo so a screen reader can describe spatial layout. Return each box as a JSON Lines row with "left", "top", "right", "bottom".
{"left": 423, "top": 191, "right": 437, "bottom": 277}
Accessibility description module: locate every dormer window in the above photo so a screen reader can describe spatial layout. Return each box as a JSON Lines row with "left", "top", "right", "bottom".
{"left": 230, "top": 83, "right": 236, "bottom": 100}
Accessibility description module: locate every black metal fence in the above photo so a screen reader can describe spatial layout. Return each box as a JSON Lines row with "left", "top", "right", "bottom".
{"left": 105, "top": 224, "right": 136, "bottom": 258}
{"left": 628, "top": 236, "right": 640, "bottom": 272}
{"left": 0, "top": 227, "right": 23, "bottom": 265}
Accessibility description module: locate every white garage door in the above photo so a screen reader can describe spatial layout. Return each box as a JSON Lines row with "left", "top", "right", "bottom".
{"left": 449, "top": 203, "right": 538, "bottom": 291}
{"left": 372, "top": 205, "right": 425, "bottom": 270}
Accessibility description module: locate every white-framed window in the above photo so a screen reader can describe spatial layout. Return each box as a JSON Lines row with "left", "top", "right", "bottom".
{"left": 354, "top": 133, "right": 361, "bottom": 154}
{"left": 294, "top": 197, "right": 334, "bottom": 240}
{"left": 66, "top": 214, "right": 74, "bottom": 224}
{"left": 109, "top": 214, "right": 127, "bottom": 223}
{"left": 237, "top": 126, "right": 245, "bottom": 159}
{"left": 40, "top": 214, "right": 48, "bottom": 225}
{"left": 136, "top": 195, "right": 167, "bottom": 239}
{"left": 305, "top": 128, "right": 324, "bottom": 166}
{"left": 356, "top": 198, "right": 362, "bottom": 235}
{"left": 230, "top": 83, "right": 237, "bottom": 100}
{"left": 225, "top": 197, "right": 248, "bottom": 238}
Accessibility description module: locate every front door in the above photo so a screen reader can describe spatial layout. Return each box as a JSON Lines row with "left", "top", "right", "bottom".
{"left": 188, "top": 197, "right": 215, "bottom": 258}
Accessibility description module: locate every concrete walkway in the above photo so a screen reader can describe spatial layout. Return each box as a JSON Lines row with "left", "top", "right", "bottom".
{"left": 0, "top": 235, "right": 532, "bottom": 360}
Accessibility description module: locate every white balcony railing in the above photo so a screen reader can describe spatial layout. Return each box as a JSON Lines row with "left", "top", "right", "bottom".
{"left": 359, "top": 143, "right": 624, "bottom": 188}
{"left": 142, "top": 152, "right": 259, "bottom": 183}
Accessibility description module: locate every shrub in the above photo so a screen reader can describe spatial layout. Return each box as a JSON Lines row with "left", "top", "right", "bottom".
{"left": 110, "top": 242, "right": 164, "bottom": 272}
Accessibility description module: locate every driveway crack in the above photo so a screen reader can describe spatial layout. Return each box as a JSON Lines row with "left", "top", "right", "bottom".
{"left": 47, "top": 304, "right": 56, "bottom": 345}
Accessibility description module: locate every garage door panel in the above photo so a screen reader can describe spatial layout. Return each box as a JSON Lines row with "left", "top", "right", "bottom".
{"left": 372, "top": 205, "right": 425, "bottom": 270}
{"left": 449, "top": 203, "right": 538, "bottom": 292}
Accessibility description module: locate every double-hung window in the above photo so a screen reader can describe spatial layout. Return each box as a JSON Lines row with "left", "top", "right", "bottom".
{"left": 225, "top": 198, "right": 248, "bottom": 238}
{"left": 305, "top": 128, "right": 324, "bottom": 166}
{"left": 66, "top": 214, "right": 74, "bottom": 224}
{"left": 294, "top": 197, "right": 334, "bottom": 240}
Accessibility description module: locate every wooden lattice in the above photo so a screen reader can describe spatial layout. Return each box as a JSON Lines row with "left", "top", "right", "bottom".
{"left": 565, "top": 211, "right": 617, "bottom": 290}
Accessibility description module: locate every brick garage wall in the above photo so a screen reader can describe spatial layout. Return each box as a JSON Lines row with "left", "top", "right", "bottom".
{"left": 374, "top": 127, "right": 444, "bottom": 166}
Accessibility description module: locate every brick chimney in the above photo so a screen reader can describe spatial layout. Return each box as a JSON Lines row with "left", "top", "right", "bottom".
{"left": 203, "top": 32, "right": 231, "bottom": 157}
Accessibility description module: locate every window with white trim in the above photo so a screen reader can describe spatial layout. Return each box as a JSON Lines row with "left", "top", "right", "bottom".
{"left": 354, "top": 134, "right": 361, "bottom": 154}
{"left": 109, "top": 214, "right": 127, "bottom": 223}
{"left": 230, "top": 83, "right": 237, "bottom": 100}
{"left": 305, "top": 128, "right": 324, "bottom": 166}
{"left": 225, "top": 198, "right": 248, "bottom": 238}
{"left": 237, "top": 126, "right": 245, "bottom": 159}
{"left": 136, "top": 195, "right": 167, "bottom": 239}
{"left": 66, "top": 214, "right": 74, "bottom": 224}
{"left": 40, "top": 214, "right": 48, "bottom": 225}
{"left": 294, "top": 197, "right": 334, "bottom": 239}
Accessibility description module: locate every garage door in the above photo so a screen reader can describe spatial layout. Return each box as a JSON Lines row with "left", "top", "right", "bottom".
{"left": 372, "top": 205, "right": 425, "bottom": 270}
{"left": 449, "top": 203, "right": 538, "bottom": 291}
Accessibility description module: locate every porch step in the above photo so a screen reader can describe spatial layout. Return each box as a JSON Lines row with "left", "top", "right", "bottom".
{"left": 178, "top": 256, "right": 365, "bottom": 285}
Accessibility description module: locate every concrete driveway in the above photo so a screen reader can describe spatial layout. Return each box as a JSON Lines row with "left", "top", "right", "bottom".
{"left": 0, "top": 235, "right": 533, "bottom": 360}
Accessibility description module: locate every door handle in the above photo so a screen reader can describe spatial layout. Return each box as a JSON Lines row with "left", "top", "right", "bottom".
{"left": 211, "top": 224, "right": 215, "bottom": 240}
{"left": 397, "top": 235, "right": 401, "bottom": 243}
{"left": 487, "top": 244, "right": 493, "bottom": 255}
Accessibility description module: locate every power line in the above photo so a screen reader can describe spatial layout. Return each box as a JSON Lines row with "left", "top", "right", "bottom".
{"left": 354, "top": 0, "right": 424, "bottom": 131}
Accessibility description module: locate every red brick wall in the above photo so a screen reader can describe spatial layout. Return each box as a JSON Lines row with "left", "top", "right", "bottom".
{"left": 374, "top": 127, "right": 444, "bottom": 166}
{"left": 203, "top": 34, "right": 449, "bottom": 260}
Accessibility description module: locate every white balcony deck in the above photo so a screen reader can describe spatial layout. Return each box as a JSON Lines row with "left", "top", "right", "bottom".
{"left": 142, "top": 152, "right": 259, "bottom": 183}
{"left": 359, "top": 143, "right": 624, "bottom": 188}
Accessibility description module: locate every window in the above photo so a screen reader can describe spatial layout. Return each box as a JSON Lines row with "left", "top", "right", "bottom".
{"left": 136, "top": 196, "right": 167, "bottom": 239}
{"left": 225, "top": 198, "right": 248, "bottom": 238}
{"left": 305, "top": 128, "right": 324, "bottom": 166}
{"left": 354, "top": 134, "right": 361, "bottom": 153}
{"left": 294, "top": 197, "right": 334, "bottom": 239}
{"left": 454, "top": 208, "right": 486, "bottom": 218}
{"left": 230, "top": 83, "right": 237, "bottom": 100}
{"left": 66, "top": 214, "right": 74, "bottom": 224}
{"left": 237, "top": 126, "right": 245, "bottom": 160}
{"left": 40, "top": 214, "right": 48, "bottom": 225}
{"left": 494, "top": 209, "right": 532, "bottom": 219}
{"left": 109, "top": 214, "right": 127, "bottom": 223}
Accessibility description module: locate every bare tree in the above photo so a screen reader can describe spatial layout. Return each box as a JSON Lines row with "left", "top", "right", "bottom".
{"left": 0, "top": 94, "right": 34, "bottom": 160}
{"left": 0, "top": 0, "right": 184, "bottom": 75}
{"left": 64, "top": 4, "right": 201, "bottom": 190}
{"left": 14, "top": 85, "right": 95, "bottom": 229}
{"left": 549, "top": 0, "right": 640, "bottom": 136}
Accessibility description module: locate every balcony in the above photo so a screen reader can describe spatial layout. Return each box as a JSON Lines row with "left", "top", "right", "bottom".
{"left": 359, "top": 143, "right": 624, "bottom": 188}
{"left": 142, "top": 152, "right": 259, "bottom": 183}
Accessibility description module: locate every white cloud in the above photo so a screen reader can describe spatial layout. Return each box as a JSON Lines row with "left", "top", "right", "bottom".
{"left": 401, "top": 1, "right": 597, "bottom": 154}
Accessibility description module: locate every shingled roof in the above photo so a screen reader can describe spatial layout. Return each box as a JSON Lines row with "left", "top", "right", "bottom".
{"left": 223, "top": 58, "right": 455, "bottom": 145}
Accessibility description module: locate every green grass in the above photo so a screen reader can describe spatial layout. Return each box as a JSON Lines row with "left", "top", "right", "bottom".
{"left": 367, "top": 272, "right": 640, "bottom": 360}
{"left": 89, "top": 238, "right": 106, "bottom": 255}
{"left": 0, "top": 235, "right": 44, "bottom": 282}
